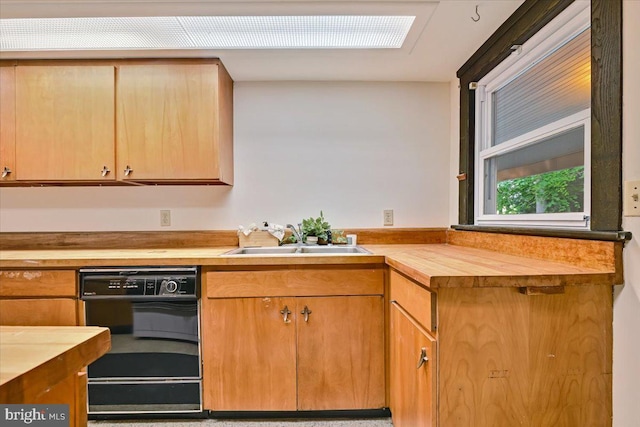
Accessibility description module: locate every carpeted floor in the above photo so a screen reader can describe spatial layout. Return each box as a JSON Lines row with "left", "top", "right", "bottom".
{"left": 89, "top": 419, "right": 393, "bottom": 427}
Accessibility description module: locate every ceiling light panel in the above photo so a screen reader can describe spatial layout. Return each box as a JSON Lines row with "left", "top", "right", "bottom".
{"left": 0, "top": 17, "right": 189, "bottom": 50}
{"left": 180, "top": 16, "right": 415, "bottom": 48}
{"left": 0, "top": 15, "right": 415, "bottom": 51}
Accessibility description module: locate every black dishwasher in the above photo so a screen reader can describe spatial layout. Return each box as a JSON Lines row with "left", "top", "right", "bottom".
{"left": 80, "top": 267, "right": 202, "bottom": 417}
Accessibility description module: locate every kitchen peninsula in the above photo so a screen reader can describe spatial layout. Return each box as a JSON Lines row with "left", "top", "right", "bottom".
{"left": 0, "top": 326, "right": 111, "bottom": 427}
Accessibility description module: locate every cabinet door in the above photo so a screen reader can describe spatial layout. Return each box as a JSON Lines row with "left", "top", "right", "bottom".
{"left": 117, "top": 63, "right": 224, "bottom": 182}
{"left": 0, "top": 64, "right": 16, "bottom": 182}
{"left": 390, "top": 302, "right": 437, "bottom": 427}
{"left": 202, "top": 297, "right": 297, "bottom": 411}
{"left": 15, "top": 65, "right": 115, "bottom": 181}
{"left": 0, "top": 298, "right": 78, "bottom": 326}
{"left": 297, "top": 296, "right": 385, "bottom": 410}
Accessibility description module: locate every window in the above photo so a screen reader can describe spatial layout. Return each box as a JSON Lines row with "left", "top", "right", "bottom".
{"left": 474, "top": 4, "right": 591, "bottom": 229}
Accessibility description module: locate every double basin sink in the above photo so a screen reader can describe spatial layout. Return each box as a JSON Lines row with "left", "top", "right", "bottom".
{"left": 223, "top": 245, "right": 371, "bottom": 255}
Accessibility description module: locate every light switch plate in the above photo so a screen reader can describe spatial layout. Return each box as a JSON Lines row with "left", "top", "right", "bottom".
{"left": 624, "top": 180, "right": 640, "bottom": 217}
{"left": 160, "top": 210, "right": 172, "bottom": 226}
{"left": 383, "top": 209, "right": 394, "bottom": 226}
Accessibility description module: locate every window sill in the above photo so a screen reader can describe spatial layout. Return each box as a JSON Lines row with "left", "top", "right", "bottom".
{"left": 451, "top": 224, "right": 631, "bottom": 242}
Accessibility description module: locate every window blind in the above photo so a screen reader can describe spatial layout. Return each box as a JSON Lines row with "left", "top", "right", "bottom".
{"left": 492, "top": 28, "right": 590, "bottom": 146}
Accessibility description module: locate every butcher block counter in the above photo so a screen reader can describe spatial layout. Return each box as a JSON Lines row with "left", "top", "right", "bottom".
{"left": 0, "top": 242, "right": 618, "bottom": 288}
{"left": 0, "top": 326, "right": 110, "bottom": 427}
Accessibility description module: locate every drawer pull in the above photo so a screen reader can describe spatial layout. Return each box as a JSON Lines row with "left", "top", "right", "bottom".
{"left": 280, "top": 306, "right": 292, "bottom": 324}
{"left": 301, "top": 306, "right": 312, "bottom": 322}
{"left": 417, "top": 347, "right": 428, "bottom": 369}
{"left": 2, "top": 167, "right": 11, "bottom": 178}
{"left": 124, "top": 165, "right": 133, "bottom": 176}
{"left": 101, "top": 166, "right": 110, "bottom": 177}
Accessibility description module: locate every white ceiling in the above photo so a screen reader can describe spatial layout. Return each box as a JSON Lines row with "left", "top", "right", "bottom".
{"left": 0, "top": 0, "right": 524, "bottom": 82}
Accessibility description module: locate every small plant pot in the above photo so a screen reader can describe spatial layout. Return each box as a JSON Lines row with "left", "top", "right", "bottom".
{"left": 306, "top": 236, "right": 318, "bottom": 244}
{"left": 317, "top": 238, "right": 328, "bottom": 245}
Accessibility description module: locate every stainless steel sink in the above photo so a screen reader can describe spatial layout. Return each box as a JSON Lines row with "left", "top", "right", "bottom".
{"left": 222, "top": 246, "right": 370, "bottom": 255}
{"left": 223, "top": 247, "right": 300, "bottom": 255}
{"left": 299, "top": 246, "right": 371, "bottom": 254}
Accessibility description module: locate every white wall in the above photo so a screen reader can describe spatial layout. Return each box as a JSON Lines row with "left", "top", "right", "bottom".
{"left": 614, "top": 1, "right": 640, "bottom": 425}
{"left": 0, "top": 81, "right": 451, "bottom": 232}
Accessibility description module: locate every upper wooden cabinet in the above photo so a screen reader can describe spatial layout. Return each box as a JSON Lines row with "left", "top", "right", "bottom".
{"left": 0, "top": 64, "right": 16, "bottom": 182}
{"left": 0, "top": 59, "right": 233, "bottom": 186}
{"left": 15, "top": 64, "right": 116, "bottom": 182}
{"left": 116, "top": 60, "right": 233, "bottom": 184}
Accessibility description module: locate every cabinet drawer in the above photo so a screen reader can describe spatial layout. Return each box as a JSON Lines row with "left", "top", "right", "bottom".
{"left": 206, "top": 268, "right": 384, "bottom": 298}
{"left": 389, "top": 270, "right": 436, "bottom": 331}
{"left": 0, "top": 298, "right": 78, "bottom": 325}
{"left": 0, "top": 270, "right": 76, "bottom": 297}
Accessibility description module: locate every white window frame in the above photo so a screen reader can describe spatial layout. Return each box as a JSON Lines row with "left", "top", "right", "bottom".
{"left": 474, "top": 3, "right": 591, "bottom": 229}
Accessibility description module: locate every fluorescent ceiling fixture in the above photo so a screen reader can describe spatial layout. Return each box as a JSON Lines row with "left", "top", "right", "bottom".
{"left": 0, "top": 16, "right": 416, "bottom": 50}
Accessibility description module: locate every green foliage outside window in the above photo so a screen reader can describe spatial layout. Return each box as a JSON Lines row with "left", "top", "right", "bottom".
{"left": 496, "top": 166, "right": 584, "bottom": 214}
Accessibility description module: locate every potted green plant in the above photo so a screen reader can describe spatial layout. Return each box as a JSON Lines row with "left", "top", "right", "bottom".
{"left": 301, "top": 211, "right": 331, "bottom": 244}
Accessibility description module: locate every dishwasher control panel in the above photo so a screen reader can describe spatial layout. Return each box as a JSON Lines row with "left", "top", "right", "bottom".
{"left": 80, "top": 267, "right": 199, "bottom": 299}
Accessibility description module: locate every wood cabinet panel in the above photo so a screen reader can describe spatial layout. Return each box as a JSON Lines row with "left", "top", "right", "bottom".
{"left": 389, "top": 270, "right": 435, "bottom": 331}
{"left": 527, "top": 285, "right": 612, "bottom": 426}
{"left": 438, "top": 287, "right": 529, "bottom": 426}
{"left": 390, "top": 302, "right": 437, "bottom": 427}
{"left": 297, "top": 296, "right": 385, "bottom": 410}
{"left": 15, "top": 65, "right": 115, "bottom": 181}
{"left": 206, "top": 268, "right": 384, "bottom": 298}
{"left": 116, "top": 62, "right": 232, "bottom": 183}
{"left": 31, "top": 371, "right": 87, "bottom": 427}
{"left": 202, "top": 297, "right": 297, "bottom": 411}
{"left": 0, "top": 64, "right": 16, "bottom": 182}
{"left": 0, "top": 298, "right": 78, "bottom": 326}
{"left": 437, "top": 285, "right": 612, "bottom": 427}
{"left": 0, "top": 270, "right": 76, "bottom": 297}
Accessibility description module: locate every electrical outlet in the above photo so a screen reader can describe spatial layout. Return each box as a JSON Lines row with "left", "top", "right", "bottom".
{"left": 624, "top": 180, "right": 640, "bottom": 217}
{"left": 160, "top": 210, "right": 171, "bottom": 227}
{"left": 383, "top": 209, "right": 394, "bottom": 226}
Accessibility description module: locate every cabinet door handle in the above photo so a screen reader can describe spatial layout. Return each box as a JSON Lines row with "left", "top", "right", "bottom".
{"left": 124, "top": 165, "right": 133, "bottom": 176}
{"left": 101, "top": 166, "right": 110, "bottom": 177}
{"left": 417, "top": 347, "right": 429, "bottom": 369}
{"left": 301, "top": 306, "right": 312, "bottom": 322}
{"left": 1, "top": 167, "right": 11, "bottom": 178}
{"left": 280, "top": 306, "right": 292, "bottom": 324}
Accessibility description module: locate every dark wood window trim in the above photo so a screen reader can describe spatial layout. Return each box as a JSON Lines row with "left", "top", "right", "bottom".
{"left": 455, "top": 0, "right": 623, "bottom": 239}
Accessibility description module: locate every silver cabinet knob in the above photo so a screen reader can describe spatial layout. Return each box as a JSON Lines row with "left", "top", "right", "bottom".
{"left": 124, "top": 165, "right": 133, "bottom": 176}
{"left": 1, "top": 167, "right": 11, "bottom": 178}
{"left": 416, "top": 347, "right": 428, "bottom": 369}
{"left": 301, "top": 306, "right": 312, "bottom": 322}
{"left": 280, "top": 306, "right": 292, "bottom": 324}
{"left": 101, "top": 166, "right": 110, "bottom": 177}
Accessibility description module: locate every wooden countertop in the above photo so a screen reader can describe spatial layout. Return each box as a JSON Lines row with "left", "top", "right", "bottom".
{"left": 366, "top": 244, "right": 616, "bottom": 288}
{"left": 0, "top": 244, "right": 617, "bottom": 288}
{"left": 0, "top": 326, "right": 111, "bottom": 403}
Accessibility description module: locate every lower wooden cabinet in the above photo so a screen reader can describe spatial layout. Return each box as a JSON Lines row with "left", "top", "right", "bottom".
{"left": 204, "top": 296, "right": 297, "bottom": 411}
{"left": 297, "top": 296, "right": 385, "bottom": 410}
{"left": 0, "top": 298, "right": 79, "bottom": 326}
{"left": 0, "top": 270, "right": 79, "bottom": 326}
{"left": 389, "top": 269, "right": 613, "bottom": 427}
{"left": 390, "top": 302, "right": 437, "bottom": 427}
{"left": 202, "top": 267, "right": 386, "bottom": 412}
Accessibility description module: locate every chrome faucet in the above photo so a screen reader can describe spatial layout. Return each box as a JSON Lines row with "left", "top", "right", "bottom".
{"left": 286, "top": 223, "right": 304, "bottom": 245}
